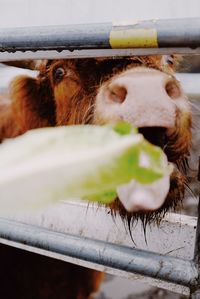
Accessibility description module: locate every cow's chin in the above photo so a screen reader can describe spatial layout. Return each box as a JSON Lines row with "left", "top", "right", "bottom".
{"left": 107, "top": 167, "right": 185, "bottom": 225}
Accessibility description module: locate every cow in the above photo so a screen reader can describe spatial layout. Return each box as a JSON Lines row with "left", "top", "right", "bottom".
{"left": 0, "top": 55, "right": 192, "bottom": 299}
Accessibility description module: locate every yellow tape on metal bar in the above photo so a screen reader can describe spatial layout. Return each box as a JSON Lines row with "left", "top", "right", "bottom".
{"left": 110, "top": 28, "right": 158, "bottom": 48}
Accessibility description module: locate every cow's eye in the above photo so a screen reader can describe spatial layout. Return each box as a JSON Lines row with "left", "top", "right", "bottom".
{"left": 54, "top": 67, "right": 65, "bottom": 81}
{"left": 166, "top": 55, "right": 174, "bottom": 66}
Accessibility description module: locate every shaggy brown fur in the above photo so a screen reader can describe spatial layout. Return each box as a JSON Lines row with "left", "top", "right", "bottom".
{"left": 0, "top": 55, "right": 192, "bottom": 299}
{"left": 0, "top": 56, "right": 192, "bottom": 218}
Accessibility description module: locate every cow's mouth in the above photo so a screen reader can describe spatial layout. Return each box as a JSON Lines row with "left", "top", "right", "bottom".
{"left": 138, "top": 126, "right": 168, "bottom": 151}
{"left": 138, "top": 126, "right": 189, "bottom": 170}
{"left": 110, "top": 125, "right": 186, "bottom": 226}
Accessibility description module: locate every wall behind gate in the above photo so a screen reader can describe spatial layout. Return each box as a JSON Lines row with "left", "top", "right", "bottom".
{"left": 0, "top": 0, "right": 199, "bottom": 28}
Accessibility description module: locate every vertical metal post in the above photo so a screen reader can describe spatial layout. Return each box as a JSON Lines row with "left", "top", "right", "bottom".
{"left": 190, "top": 158, "right": 200, "bottom": 298}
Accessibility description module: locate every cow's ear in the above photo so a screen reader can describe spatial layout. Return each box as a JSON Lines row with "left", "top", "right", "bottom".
{"left": 10, "top": 75, "right": 56, "bottom": 132}
{"left": 2, "top": 60, "right": 43, "bottom": 70}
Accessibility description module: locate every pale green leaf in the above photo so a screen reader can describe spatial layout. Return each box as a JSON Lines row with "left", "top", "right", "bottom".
{"left": 0, "top": 123, "right": 171, "bottom": 211}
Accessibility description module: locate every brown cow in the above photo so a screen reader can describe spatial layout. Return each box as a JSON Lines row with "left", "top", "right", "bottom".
{"left": 0, "top": 55, "right": 192, "bottom": 299}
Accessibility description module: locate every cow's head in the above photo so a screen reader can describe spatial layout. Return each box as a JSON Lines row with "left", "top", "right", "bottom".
{"left": 10, "top": 55, "right": 192, "bottom": 225}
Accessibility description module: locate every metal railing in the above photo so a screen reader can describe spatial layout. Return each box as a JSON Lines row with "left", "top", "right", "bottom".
{"left": 0, "top": 212, "right": 198, "bottom": 295}
{"left": 0, "top": 18, "right": 200, "bottom": 61}
{"left": 0, "top": 18, "right": 200, "bottom": 52}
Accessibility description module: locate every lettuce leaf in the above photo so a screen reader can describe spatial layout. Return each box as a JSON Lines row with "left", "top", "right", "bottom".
{"left": 0, "top": 123, "right": 171, "bottom": 211}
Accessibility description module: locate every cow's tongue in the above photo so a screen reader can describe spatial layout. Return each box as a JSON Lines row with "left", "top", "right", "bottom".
{"left": 116, "top": 174, "right": 170, "bottom": 212}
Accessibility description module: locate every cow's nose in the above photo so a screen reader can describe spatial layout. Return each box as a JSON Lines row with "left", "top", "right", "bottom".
{"left": 107, "top": 72, "right": 182, "bottom": 105}
{"left": 96, "top": 68, "right": 184, "bottom": 129}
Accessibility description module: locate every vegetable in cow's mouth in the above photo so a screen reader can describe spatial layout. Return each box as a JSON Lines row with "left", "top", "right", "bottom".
{"left": 0, "top": 122, "right": 172, "bottom": 213}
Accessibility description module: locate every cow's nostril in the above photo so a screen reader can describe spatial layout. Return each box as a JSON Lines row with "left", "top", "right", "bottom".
{"left": 108, "top": 85, "right": 127, "bottom": 103}
{"left": 165, "top": 81, "right": 181, "bottom": 99}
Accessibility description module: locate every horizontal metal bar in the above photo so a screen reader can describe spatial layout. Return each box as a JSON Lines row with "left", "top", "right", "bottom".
{"left": 155, "top": 18, "right": 200, "bottom": 48}
{"left": 0, "top": 237, "right": 190, "bottom": 296}
{"left": 0, "top": 217, "right": 197, "bottom": 288}
{"left": 0, "top": 23, "right": 111, "bottom": 52}
{"left": 0, "top": 18, "right": 199, "bottom": 53}
{"left": 2, "top": 200, "right": 196, "bottom": 260}
{"left": 0, "top": 48, "right": 200, "bottom": 61}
